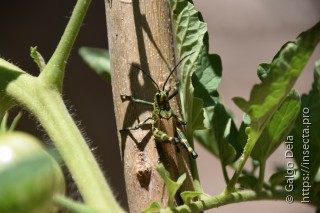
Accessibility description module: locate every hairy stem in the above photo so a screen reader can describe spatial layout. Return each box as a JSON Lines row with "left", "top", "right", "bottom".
{"left": 53, "top": 195, "right": 97, "bottom": 213}
{"left": 163, "top": 189, "right": 295, "bottom": 213}
{"left": 39, "top": 0, "right": 91, "bottom": 91}
{"left": 4, "top": 74, "right": 124, "bottom": 212}
{"left": 0, "top": 0, "right": 124, "bottom": 210}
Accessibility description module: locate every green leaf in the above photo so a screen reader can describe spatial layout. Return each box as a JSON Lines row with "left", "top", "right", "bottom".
{"left": 180, "top": 191, "right": 202, "bottom": 204}
{"left": 142, "top": 201, "right": 161, "bottom": 213}
{"left": 269, "top": 169, "right": 299, "bottom": 189}
{"left": 30, "top": 46, "right": 46, "bottom": 72}
{"left": 78, "top": 47, "right": 111, "bottom": 83}
{"left": 291, "top": 59, "right": 320, "bottom": 184}
{"left": 257, "top": 63, "right": 271, "bottom": 81}
{"left": 169, "top": 0, "right": 240, "bottom": 163}
{"left": 237, "top": 114, "right": 251, "bottom": 149}
{"left": 233, "top": 22, "right": 320, "bottom": 130}
{"left": 251, "top": 90, "right": 300, "bottom": 162}
{"left": 220, "top": 119, "right": 238, "bottom": 165}
{"left": 191, "top": 97, "right": 205, "bottom": 131}
{"left": 169, "top": 0, "right": 221, "bottom": 138}
{"left": 238, "top": 175, "right": 258, "bottom": 190}
{"left": 156, "top": 163, "right": 186, "bottom": 208}
{"left": 232, "top": 21, "right": 320, "bottom": 171}
{"left": 269, "top": 170, "right": 287, "bottom": 188}
{"left": 193, "top": 106, "right": 218, "bottom": 156}
{"left": 192, "top": 53, "right": 222, "bottom": 107}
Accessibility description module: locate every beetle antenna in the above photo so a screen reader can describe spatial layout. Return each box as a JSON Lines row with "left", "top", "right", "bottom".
{"left": 162, "top": 52, "right": 195, "bottom": 91}
{"left": 130, "top": 64, "right": 160, "bottom": 91}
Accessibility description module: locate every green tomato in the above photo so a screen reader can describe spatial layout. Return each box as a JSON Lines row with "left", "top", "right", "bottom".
{"left": 0, "top": 132, "right": 65, "bottom": 213}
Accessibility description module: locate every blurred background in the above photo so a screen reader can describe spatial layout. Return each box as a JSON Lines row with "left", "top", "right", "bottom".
{"left": 0, "top": 0, "right": 319, "bottom": 212}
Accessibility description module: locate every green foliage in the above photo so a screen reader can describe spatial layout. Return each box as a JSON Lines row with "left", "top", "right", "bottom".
{"left": 169, "top": 0, "right": 239, "bottom": 167}
{"left": 30, "top": 46, "right": 46, "bottom": 72}
{"left": 290, "top": 59, "right": 320, "bottom": 185}
{"left": 180, "top": 191, "right": 203, "bottom": 204}
{"left": 142, "top": 201, "right": 161, "bottom": 213}
{"left": 231, "top": 22, "right": 320, "bottom": 185}
{"left": 156, "top": 163, "right": 186, "bottom": 209}
{"left": 269, "top": 169, "right": 299, "bottom": 189}
{"left": 0, "top": 1, "right": 126, "bottom": 212}
{"left": 1, "top": 0, "right": 320, "bottom": 212}
{"left": 169, "top": 0, "right": 217, "bottom": 135}
{"left": 233, "top": 22, "right": 320, "bottom": 130}
{"left": 143, "top": 164, "right": 190, "bottom": 212}
{"left": 78, "top": 47, "right": 111, "bottom": 83}
{"left": 250, "top": 90, "right": 300, "bottom": 162}
{"left": 0, "top": 58, "right": 25, "bottom": 118}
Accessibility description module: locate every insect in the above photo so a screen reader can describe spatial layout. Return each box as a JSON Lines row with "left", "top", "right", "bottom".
{"left": 120, "top": 54, "right": 198, "bottom": 159}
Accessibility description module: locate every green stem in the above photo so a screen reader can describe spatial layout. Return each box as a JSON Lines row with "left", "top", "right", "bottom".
{"left": 39, "top": 0, "right": 90, "bottom": 91}
{"left": 225, "top": 130, "right": 261, "bottom": 194}
{"left": 256, "top": 160, "right": 266, "bottom": 192}
{"left": 187, "top": 132, "right": 203, "bottom": 195}
{"left": 1, "top": 1, "right": 124, "bottom": 211}
{"left": 164, "top": 190, "right": 294, "bottom": 213}
{"left": 53, "top": 195, "right": 97, "bottom": 213}
{"left": 4, "top": 73, "right": 124, "bottom": 212}
{"left": 221, "top": 163, "right": 230, "bottom": 184}
{"left": 190, "top": 156, "right": 203, "bottom": 194}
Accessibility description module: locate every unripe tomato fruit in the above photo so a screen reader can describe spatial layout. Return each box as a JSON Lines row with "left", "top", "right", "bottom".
{"left": 0, "top": 132, "right": 65, "bottom": 213}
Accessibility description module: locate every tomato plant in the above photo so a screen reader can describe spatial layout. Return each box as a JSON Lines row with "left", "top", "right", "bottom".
{"left": 0, "top": 132, "right": 65, "bottom": 213}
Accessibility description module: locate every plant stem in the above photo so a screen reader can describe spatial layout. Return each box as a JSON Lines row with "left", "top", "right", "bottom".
{"left": 53, "top": 195, "right": 97, "bottom": 213}
{"left": 186, "top": 133, "right": 203, "bottom": 195}
{"left": 256, "top": 160, "right": 266, "bottom": 192}
{"left": 163, "top": 189, "right": 293, "bottom": 213}
{"left": 190, "top": 153, "right": 203, "bottom": 194}
{"left": 39, "top": 0, "right": 91, "bottom": 91}
{"left": 5, "top": 74, "right": 124, "bottom": 212}
{"left": 1, "top": 0, "right": 124, "bottom": 211}
{"left": 222, "top": 163, "right": 230, "bottom": 184}
{"left": 225, "top": 130, "right": 261, "bottom": 193}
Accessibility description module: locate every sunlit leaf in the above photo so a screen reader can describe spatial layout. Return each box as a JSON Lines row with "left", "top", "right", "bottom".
{"left": 291, "top": 59, "right": 320, "bottom": 184}
{"left": 169, "top": 0, "right": 240, "bottom": 162}
{"left": 233, "top": 21, "right": 320, "bottom": 167}
{"left": 251, "top": 90, "right": 300, "bottom": 162}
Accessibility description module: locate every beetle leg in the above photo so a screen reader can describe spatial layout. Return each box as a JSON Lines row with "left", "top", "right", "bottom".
{"left": 152, "top": 122, "right": 179, "bottom": 144}
{"left": 120, "top": 94, "right": 153, "bottom": 105}
{"left": 176, "top": 127, "right": 198, "bottom": 159}
{"left": 120, "top": 116, "right": 152, "bottom": 132}
{"left": 172, "top": 114, "right": 187, "bottom": 125}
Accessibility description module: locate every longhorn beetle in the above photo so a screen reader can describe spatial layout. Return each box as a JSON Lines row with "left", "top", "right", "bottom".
{"left": 120, "top": 53, "right": 198, "bottom": 159}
